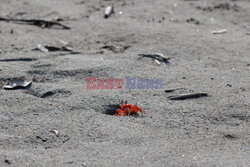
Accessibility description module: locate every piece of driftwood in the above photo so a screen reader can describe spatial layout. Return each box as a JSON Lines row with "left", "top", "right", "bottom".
{"left": 36, "top": 44, "right": 81, "bottom": 54}
{"left": 0, "top": 17, "right": 70, "bottom": 29}
{"left": 138, "top": 53, "right": 170, "bottom": 63}
{"left": 168, "top": 93, "right": 208, "bottom": 100}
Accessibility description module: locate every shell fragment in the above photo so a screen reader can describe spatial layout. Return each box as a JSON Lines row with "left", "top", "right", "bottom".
{"left": 138, "top": 53, "right": 170, "bottom": 62}
{"left": 37, "top": 44, "right": 49, "bottom": 53}
{"left": 51, "top": 129, "right": 59, "bottom": 137}
{"left": 212, "top": 29, "right": 227, "bottom": 34}
{"left": 104, "top": 5, "right": 114, "bottom": 18}
{"left": 154, "top": 59, "right": 161, "bottom": 66}
{"left": 3, "top": 80, "right": 32, "bottom": 89}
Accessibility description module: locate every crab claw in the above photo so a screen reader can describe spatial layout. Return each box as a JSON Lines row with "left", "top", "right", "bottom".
{"left": 116, "top": 109, "right": 128, "bottom": 116}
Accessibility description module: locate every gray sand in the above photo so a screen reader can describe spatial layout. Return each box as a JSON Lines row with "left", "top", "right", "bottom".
{"left": 0, "top": 0, "right": 249, "bottom": 166}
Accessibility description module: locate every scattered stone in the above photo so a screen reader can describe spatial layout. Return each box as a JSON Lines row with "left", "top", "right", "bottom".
{"left": 186, "top": 18, "right": 199, "bottom": 25}
{"left": 196, "top": 3, "right": 239, "bottom": 12}
{"left": 224, "top": 134, "right": 237, "bottom": 140}
{"left": 5, "top": 159, "right": 11, "bottom": 165}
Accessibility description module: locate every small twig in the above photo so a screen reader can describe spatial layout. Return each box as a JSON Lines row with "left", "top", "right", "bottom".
{"left": 164, "top": 88, "right": 182, "bottom": 93}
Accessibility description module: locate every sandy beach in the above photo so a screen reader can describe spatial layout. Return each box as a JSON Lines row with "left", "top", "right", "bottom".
{"left": 0, "top": 0, "right": 249, "bottom": 166}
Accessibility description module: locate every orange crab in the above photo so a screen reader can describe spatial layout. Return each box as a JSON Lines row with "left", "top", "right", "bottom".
{"left": 114, "top": 99, "right": 146, "bottom": 116}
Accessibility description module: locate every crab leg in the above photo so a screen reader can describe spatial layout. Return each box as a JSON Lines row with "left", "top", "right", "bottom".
{"left": 127, "top": 108, "right": 132, "bottom": 116}
{"left": 139, "top": 108, "right": 146, "bottom": 114}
